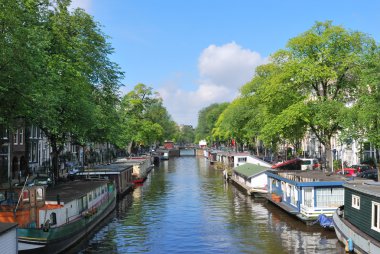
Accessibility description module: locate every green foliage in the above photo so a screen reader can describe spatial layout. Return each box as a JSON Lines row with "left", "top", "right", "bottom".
{"left": 195, "top": 103, "right": 229, "bottom": 143}
{"left": 198, "top": 21, "right": 378, "bottom": 170}
{"left": 118, "top": 84, "right": 174, "bottom": 151}
{"left": 175, "top": 125, "right": 195, "bottom": 145}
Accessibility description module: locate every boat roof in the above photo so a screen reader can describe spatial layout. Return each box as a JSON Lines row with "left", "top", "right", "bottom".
{"left": 45, "top": 180, "right": 108, "bottom": 203}
{"left": 267, "top": 170, "right": 348, "bottom": 184}
{"left": 114, "top": 157, "right": 150, "bottom": 165}
{"left": 344, "top": 180, "right": 380, "bottom": 198}
{"left": 0, "top": 222, "right": 17, "bottom": 234}
{"left": 234, "top": 163, "right": 269, "bottom": 178}
{"left": 78, "top": 163, "right": 132, "bottom": 174}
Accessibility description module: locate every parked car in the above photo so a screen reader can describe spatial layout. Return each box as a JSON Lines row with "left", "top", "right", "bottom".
{"left": 33, "top": 176, "right": 52, "bottom": 186}
{"left": 357, "top": 169, "right": 378, "bottom": 181}
{"left": 337, "top": 168, "right": 357, "bottom": 176}
{"left": 351, "top": 164, "right": 372, "bottom": 173}
{"left": 300, "top": 158, "right": 320, "bottom": 170}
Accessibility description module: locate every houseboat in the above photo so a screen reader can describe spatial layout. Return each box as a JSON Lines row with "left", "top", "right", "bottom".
{"left": 75, "top": 162, "right": 134, "bottom": 198}
{"left": 266, "top": 170, "right": 347, "bottom": 223}
{"left": 333, "top": 181, "right": 380, "bottom": 253}
{"left": 117, "top": 157, "right": 153, "bottom": 184}
{"left": 229, "top": 163, "right": 271, "bottom": 197}
{"left": 0, "top": 222, "right": 17, "bottom": 253}
{"left": 216, "top": 151, "right": 272, "bottom": 169}
{"left": 0, "top": 180, "right": 116, "bottom": 253}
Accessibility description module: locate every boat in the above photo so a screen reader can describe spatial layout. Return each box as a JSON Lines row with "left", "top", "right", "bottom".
{"left": 229, "top": 163, "right": 270, "bottom": 197}
{"left": 333, "top": 180, "right": 380, "bottom": 253}
{"left": 0, "top": 179, "right": 116, "bottom": 253}
{"left": 75, "top": 162, "right": 134, "bottom": 198}
{"left": 266, "top": 170, "right": 347, "bottom": 224}
{"left": 115, "top": 156, "right": 153, "bottom": 185}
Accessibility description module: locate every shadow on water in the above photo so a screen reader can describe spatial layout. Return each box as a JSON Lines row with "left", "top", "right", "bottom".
{"left": 70, "top": 157, "right": 346, "bottom": 254}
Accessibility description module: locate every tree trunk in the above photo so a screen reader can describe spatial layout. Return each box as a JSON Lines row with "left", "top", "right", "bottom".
{"left": 127, "top": 141, "right": 133, "bottom": 155}
{"left": 51, "top": 147, "right": 59, "bottom": 183}
{"left": 325, "top": 141, "right": 333, "bottom": 172}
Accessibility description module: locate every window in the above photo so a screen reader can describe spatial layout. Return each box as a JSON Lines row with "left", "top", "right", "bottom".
{"left": 238, "top": 157, "right": 247, "bottom": 163}
{"left": 36, "top": 188, "right": 43, "bottom": 200}
{"left": 50, "top": 212, "right": 57, "bottom": 225}
{"left": 352, "top": 195, "right": 360, "bottom": 209}
{"left": 372, "top": 202, "right": 380, "bottom": 232}
{"left": 0, "top": 192, "right": 5, "bottom": 202}
{"left": 13, "top": 130, "right": 18, "bottom": 144}
{"left": 303, "top": 188, "right": 313, "bottom": 207}
{"left": 22, "top": 190, "right": 29, "bottom": 202}
{"left": 19, "top": 129, "right": 23, "bottom": 145}
{"left": 29, "top": 142, "right": 38, "bottom": 163}
{"left": 316, "top": 188, "right": 344, "bottom": 208}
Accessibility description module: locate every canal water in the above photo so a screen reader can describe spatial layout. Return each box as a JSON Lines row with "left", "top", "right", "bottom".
{"left": 73, "top": 157, "right": 346, "bottom": 254}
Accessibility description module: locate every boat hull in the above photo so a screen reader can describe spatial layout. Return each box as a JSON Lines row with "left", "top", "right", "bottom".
{"left": 18, "top": 193, "right": 116, "bottom": 254}
{"left": 333, "top": 210, "right": 380, "bottom": 254}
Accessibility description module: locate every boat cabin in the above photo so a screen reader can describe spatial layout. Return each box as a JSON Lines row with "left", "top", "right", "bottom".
{"left": 341, "top": 181, "right": 380, "bottom": 243}
{"left": 75, "top": 162, "right": 133, "bottom": 197}
{"left": 231, "top": 163, "right": 270, "bottom": 195}
{"left": 267, "top": 170, "right": 347, "bottom": 222}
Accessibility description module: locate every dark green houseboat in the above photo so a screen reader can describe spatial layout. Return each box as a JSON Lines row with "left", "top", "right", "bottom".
{"left": 333, "top": 180, "right": 380, "bottom": 253}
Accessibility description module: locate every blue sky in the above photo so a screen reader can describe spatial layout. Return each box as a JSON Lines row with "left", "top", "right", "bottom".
{"left": 71, "top": 0, "right": 380, "bottom": 126}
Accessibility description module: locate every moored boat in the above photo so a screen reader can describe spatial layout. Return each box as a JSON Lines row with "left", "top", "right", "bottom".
{"left": 0, "top": 180, "right": 116, "bottom": 253}
{"left": 333, "top": 180, "right": 380, "bottom": 253}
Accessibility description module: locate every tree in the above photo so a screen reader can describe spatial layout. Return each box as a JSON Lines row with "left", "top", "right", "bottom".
{"left": 118, "top": 84, "right": 175, "bottom": 153}
{"left": 29, "top": 1, "right": 123, "bottom": 180}
{"left": 175, "top": 125, "right": 195, "bottom": 145}
{"left": 350, "top": 47, "right": 380, "bottom": 167}
{"left": 0, "top": 0, "right": 50, "bottom": 126}
{"left": 257, "top": 21, "right": 376, "bottom": 170}
{"left": 195, "top": 103, "right": 229, "bottom": 145}
{"left": 212, "top": 98, "right": 249, "bottom": 151}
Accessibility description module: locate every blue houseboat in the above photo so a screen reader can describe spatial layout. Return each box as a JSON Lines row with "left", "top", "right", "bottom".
{"left": 333, "top": 180, "right": 380, "bottom": 253}
{"left": 266, "top": 170, "right": 347, "bottom": 223}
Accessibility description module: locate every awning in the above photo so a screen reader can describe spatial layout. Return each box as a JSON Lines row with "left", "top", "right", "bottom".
{"left": 271, "top": 158, "right": 301, "bottom": 169}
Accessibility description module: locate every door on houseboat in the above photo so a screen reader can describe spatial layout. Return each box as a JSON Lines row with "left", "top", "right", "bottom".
{"left": 303, "top": 188, "right": 314, "bottom": 208}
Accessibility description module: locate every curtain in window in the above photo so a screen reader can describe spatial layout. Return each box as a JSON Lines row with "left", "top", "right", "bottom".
{"left": 316, "top": 188, "right": 344, "bottom": 207}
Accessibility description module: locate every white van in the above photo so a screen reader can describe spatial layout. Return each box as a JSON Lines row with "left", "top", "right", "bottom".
{"left": 300, "top": 158, "right": 319, "bottom": 170}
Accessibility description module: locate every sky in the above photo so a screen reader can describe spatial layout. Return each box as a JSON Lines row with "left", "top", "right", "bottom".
{"left": 70, "top": 0, "right": 380, "bottom": 127}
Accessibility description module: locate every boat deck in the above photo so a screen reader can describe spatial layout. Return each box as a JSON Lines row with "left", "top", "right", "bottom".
{"left": 45, "top": 180, "right": 109, "bottom": 203}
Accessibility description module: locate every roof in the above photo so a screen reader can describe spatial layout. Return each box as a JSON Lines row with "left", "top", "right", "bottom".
{"left": 234, "top": 163, "right": 269, "bottom": 178}
{"left": 0, "top": 223, "right": 17, "bottom": 234}
{"left": 45, "top": 180, "right": 109, "bottom": 203}
{"left": 344, "top": 180, "right": 380, "bottom": 198}
{"left": 266, "top": 170, "right": 347, "bottom": 186}
{"left": 271, "top": 158, "right": 301, "bottom": 169}
{"left": 78, "top": 163, "right": 132, "bottom": 174}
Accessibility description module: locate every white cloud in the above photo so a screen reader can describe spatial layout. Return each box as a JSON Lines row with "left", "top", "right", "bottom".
{"left": 159, "top": 42, "right": 267, "bottom": 126}
{"left": 70, "top": 0, "right": 92, "bottom": 11}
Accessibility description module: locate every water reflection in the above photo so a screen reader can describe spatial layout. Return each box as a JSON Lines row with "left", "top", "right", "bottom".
{"left": 75, "top": 157, "right": 345, "bottom": 253}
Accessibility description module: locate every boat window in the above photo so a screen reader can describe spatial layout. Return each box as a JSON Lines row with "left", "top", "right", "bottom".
{"left": 22, "top": 190, "right": 30, "bottom": 202}
{"left": 50, "top": 212, "right": 57, "bottom": 225}
{"left": 36, "top": 188, "right": 43, "bottom": 200}
{"left": 303, "top": 188, "right": 313, "bottom": 207}
{"left": 372, "top": 202, "right": 380, "bottom": 232}
{"left": 0, "top": 192, "right": 5, "bottom": 202}
{"left": 238, "top": 157, "right": 247, "bottom": 163}
{"left": 352, "top": 195, "right": 360, "bottom": 210}
{"left": 316, "top": 188, "right": 344, "bottom": 208}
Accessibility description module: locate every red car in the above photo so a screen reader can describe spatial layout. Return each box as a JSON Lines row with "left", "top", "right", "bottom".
{"left": 337, "top": 168, "right": 357, "bottom": 176}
